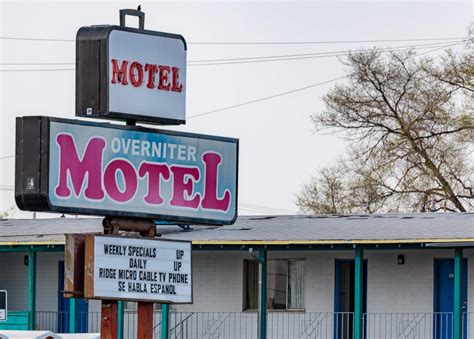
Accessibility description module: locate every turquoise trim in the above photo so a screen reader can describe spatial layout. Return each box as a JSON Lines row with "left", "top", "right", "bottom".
{"left": 69, "top": 298, "right": 77, "bottom": 333}
{"left": 27, "top": 250, "right": 36, "bottom": 330}
{"left": 454, "top": 248, "right": 463, "bottom": 339}
{"left": 354, "top": 249, "right": 363, "bottom": 339}
{"left": 0, "top": 311, "right": 29, "bottom": 330}
{"left": 117, "top": 301, "right": 124, "bottom": 339}
{"left": 161, "top": 303, "right": 169, "bottom": 339}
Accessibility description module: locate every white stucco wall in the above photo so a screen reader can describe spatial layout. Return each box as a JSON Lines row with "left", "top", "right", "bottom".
{"left": 175, "top": 249, "right": 473, "bottom": 314}
{"left": 0, "top": 251, "right": 101, "bottom": 313}
{"left": 0, "top": 252, "right": 28, "bottom": 310}
{"left": 2, "top": 247, "right": 474, "bottom": 338}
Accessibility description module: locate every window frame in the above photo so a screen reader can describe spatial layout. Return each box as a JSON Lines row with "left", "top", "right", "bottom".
{"left": 242, "top": 258, "right": 305, "bottom": 312}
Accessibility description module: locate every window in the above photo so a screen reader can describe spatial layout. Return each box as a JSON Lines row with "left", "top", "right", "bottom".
{"left": 243, "top": 259, "right": 304, "bottom": 310}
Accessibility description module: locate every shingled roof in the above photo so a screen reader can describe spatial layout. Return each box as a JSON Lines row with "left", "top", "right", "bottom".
{"left": 0, "top": 213, "right": 473, "bottom": 246}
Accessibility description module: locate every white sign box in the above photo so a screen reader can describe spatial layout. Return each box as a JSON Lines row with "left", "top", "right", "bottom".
{"left": 84, "top": 235, "right": 192, "bottom": 303}
{"left": 76, "top": 26, "right": 187, "bottom": 125}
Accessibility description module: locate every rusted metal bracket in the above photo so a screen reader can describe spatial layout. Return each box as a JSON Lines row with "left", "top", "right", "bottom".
{"left": 103, "top": 217, "right": 157, "bottom": 237}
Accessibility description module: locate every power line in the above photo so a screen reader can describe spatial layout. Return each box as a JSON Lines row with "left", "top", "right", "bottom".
{"left": 0, "top": 62, "right": 74, "bottom": 66}
{"left": 0, "top": 36, "right": 466, "bottom": 45}
{"left": 239, "top": 203, "right": 296, "bottom": 214}
{"left": 188, "top": 75, "right": 344, "bottom": 119}
{"left": 187, "top": 41, "right": 466, "bottom": 119}
{"left": 0, "top": 155, "right": 14, "bottom": 160}
{"left": 0, "top": 40, "right": 464, "bottom": 69}
{"left": 0, "top": 41, "right": 464, "bottom": 121}
{"left": 187, "top": 41, "right": 463, "bottom": 63}
{"left": 188, "top": 42, "right": 461, "bottom": 67}
{"left": 1, "top": 41, "right": 464, "bottom": 72}
{"left": 0, "top": 68, "right": 74, "bottom": 72}
{"left": 187, "top": 37, "right": 467, "bottom": 45}
{"left": 415, "top": 41, "right": 464, "bottom": 56}
{"left": 0, "top": 36, "right": 74, "bottom": 42}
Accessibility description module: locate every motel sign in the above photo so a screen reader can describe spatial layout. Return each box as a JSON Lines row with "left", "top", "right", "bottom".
{"left": 15, "top": 117, "right": 238, "bottom": 225}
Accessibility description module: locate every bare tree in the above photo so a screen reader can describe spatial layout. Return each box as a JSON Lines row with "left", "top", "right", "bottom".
{"left": 297, "top": 164, "right": 352, "bottom": 214}
{"left": 297, "top": 46, "right": 473, "bottom": 214}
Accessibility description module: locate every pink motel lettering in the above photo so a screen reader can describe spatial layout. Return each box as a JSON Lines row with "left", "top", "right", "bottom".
{"left": 45, "top": 120, "right": 238, "bottom": 224}
{"left": 54, "top": 134, "right": 229, "bottom": 210}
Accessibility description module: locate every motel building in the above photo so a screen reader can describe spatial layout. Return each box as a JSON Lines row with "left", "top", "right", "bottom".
{"left": 0, "top": 212, "right": 473, "bottom": 339}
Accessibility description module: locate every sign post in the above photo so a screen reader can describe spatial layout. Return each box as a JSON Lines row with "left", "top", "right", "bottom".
{"left": 15, "top": 8, "right": 237, "bottom": 339}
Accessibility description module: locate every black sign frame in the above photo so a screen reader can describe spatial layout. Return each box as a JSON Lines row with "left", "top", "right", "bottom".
{"left": 76, "top": 25, "right": 187, "bottom": 125}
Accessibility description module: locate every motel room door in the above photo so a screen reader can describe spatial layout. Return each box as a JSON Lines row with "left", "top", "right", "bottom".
{"left": 58, "top": 261, "right": 89, "bottom": 333}
{"left": 334, "top": 260, "right": 367, "bottom": 339}
{"left": 434, "top": 259, "right": 467, "bottom": 339}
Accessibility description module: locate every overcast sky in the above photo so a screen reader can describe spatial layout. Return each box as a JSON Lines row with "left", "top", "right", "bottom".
{"left": 0, "top": 0, "right": 472, "bottom": 218}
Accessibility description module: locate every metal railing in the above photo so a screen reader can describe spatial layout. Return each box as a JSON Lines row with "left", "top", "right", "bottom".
{"left": 36, "top": 310, "right": 101, "bottom": 333}
{"left": 36, "top": 310, "right": 469, "bottom": 338}
{"left": 364, "top": 312, "right": 454, "bottom": 339}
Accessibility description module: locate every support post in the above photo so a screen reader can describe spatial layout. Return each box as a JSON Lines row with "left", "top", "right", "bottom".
{"left": 118, "top": 301, "right": 124, "bottom": 339}
{"left": 27, "top": 249, "right": 37, "bottom": 330}
{"left": 101, "top": 300, "right": 118, "bottom": 339}
{"left": 161, "top": 303, "right": 169, "bottom": 339}
{"left": 454, "top": 248, "right": 463, "bottom": 339}
{"left": 258, "top": 249, "right": 267, "bottom": 339}
{"left": 354, "top": 248, "right": 364, "bottom": 339}
{"left": 69, "top": 298, "right": 77, "bottom": 333}
{"left": 137, "top": 302, "right": 154, "bottom": 339}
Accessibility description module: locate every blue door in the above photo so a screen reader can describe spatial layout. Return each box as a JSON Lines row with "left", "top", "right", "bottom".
{"left": 434, "top": 259, "right": 467, "bottom": 339}
{"left": 58, "top": 261, "right": 89, "bottom": 333}
{"left": 334, "top": 260, "right": 368, "bottom": 339}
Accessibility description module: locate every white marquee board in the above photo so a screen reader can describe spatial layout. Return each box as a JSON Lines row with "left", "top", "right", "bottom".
{"left": 84, "top": 235, "right": 192, "bottom": 303}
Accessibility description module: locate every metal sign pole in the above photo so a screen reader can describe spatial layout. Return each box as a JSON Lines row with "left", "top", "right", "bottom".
{"left": 257, "top": 249, "right": 267, "bottom": 339}
{"left": 136, "top": 224, "right": 156, "bottom": 339}
{"left": 103, "top": 216, "right": 158, "bottom": 339}
{"left": 100, "top": 225, "right": 119, "bottom": 339}
{"left": 101, "top": 300, "right": 118, "bottom": 339}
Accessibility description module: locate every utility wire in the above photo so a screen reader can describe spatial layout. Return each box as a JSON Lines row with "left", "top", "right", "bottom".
{"left": 239, "top": 203, "right": 296, "bottom": 214}
{"left": 187, "top": 40, "right": 463, "bottom": 64}
{"left": 0, "top": 36, "right": 466, "bottom": 44}
{"left": 0, "top": 42, "right": 461, "bottom": 72}
{"left": 187, "top": 37, "right": 467, "bottom": 45}
{"left": 187, "top": 40, "right": 465, "bottom": 119}
{"left": 415, "top": 41, "right": 464, "bottom": 56}
{"left": 0, "top": 40, "right": 459, "bottom": 66}
{"left": 0, "top": 40, "right": 464, "bottom": 70}
{"left": 0, "top": 62, "right": 74, "bottom": 66}
{"left": 0, "top": 155, "right": 14, "bottom": 160}
{"left": 188, "top": 75, "right": 343, "bottom": 119}
{"left": 0, "top": 36, "right": 74, "bottom": 42}
{"left": 0, "top": 68, "right": 74, "bottom": 72}
{"left": 0, "top": 41, "right": 464, "bottom": 120}
{"left": 188, "top": 42, "right": 461, "bottom": 67}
